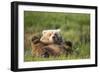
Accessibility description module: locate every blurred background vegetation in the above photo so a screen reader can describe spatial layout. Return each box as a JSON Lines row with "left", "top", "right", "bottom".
{"left": 24, "top": 11, "right": 90, "bottom": 62}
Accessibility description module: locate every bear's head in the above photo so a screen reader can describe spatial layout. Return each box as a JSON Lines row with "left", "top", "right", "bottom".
{"left": 40, "top": 29, "right": 62, "bottom": 44}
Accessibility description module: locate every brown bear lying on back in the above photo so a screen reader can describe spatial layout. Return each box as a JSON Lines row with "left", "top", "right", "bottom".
{"left": 31, "top": 29, "right": 72, "bottom": 58}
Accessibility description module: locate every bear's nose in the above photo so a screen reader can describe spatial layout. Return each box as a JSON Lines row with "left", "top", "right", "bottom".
{"left": 53, "top": 36, "right": 56, "bottom": 38}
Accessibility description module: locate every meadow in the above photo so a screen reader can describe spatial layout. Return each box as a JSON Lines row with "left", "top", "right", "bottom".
{"left": 24, "top": 11, "right": 90, "bottom": 62}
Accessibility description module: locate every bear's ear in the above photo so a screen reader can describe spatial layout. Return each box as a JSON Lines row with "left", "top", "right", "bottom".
{"left": 42, "top": 31, "right": 47, "bottom": 35}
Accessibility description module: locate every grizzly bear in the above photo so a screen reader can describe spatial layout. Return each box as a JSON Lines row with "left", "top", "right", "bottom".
{"left": 31, "top": 29, "right": 73, "bottom": 58}
{"left": 31, "top": 35, "right": 72, "bottom": 58}
{"left": 40, "top": 29, "right": 73, "bottom": 55}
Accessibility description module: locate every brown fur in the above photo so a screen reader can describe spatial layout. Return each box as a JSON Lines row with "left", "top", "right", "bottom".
{"left": 43, "top": 44, "right": 67, "bottom": 57}
{"left": 31, "top": 36, "right": 73, "bottom": 58}
{"left": 31, "top": 36, "right": 47, "bottom": 57}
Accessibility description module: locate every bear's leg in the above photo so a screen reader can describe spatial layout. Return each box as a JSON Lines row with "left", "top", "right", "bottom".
{"left": 42, "top": 52, "right": 49, "bottom": 58}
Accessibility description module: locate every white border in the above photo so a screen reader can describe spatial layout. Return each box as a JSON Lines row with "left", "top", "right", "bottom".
{"left": 18, "top": 5, "right": 96, "bottom": 68}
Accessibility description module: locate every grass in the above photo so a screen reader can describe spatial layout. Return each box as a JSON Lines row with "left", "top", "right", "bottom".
{"left": 24, "top": 11, "right": 90, "bottom": 62}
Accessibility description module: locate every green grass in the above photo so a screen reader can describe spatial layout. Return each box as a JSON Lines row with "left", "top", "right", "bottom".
{"left": 24, "top": 11, "right": 90, "bottom": 62}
